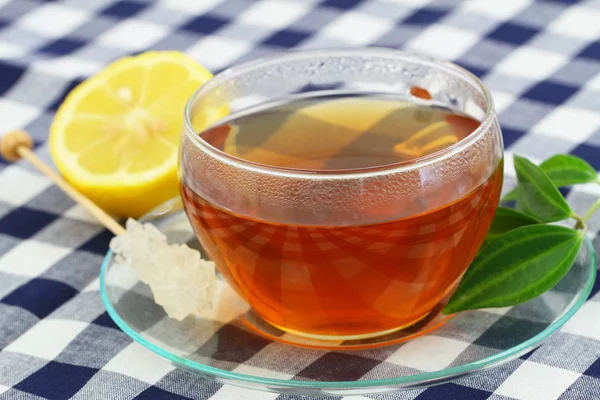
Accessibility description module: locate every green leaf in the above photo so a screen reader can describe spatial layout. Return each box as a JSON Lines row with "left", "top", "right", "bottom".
{"left": 443, "top": 224, "right": 583, "bottom": 314}
{"left": 540, "top": 154, "right": 598, "bottom": 187}
{"left": 483, "top": 207, "right": 540, "bottom": 246}
{"left": 501, "top": 154, "right": 597, "bottom": 203}
{"left": 514, "top": 155, "right": 572, "bottom": 222}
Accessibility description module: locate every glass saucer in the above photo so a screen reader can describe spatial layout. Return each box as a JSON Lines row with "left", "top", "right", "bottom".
{"left": 100, "top": 198, "right": 596, "bottom": 396}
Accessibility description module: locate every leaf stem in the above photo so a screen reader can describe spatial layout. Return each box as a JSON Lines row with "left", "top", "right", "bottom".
{"left": 572, "top": 213, "right": 587, "bottom": 231}
{"left": 583, "top": 198, "right": 600, "bottom": 222}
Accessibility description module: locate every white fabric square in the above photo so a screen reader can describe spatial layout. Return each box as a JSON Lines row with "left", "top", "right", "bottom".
{"left": 574, "top": 182, "right": 600, "bottom": 198}
{"left": 81, "top": 277, "right": 100, "bottom": 293}
{"left": 496, "top": 47, "right": 568, "bottom": 79}
{"left": 210, "top": 385, "right": 280, "bottom": 400}
{"left": 0, "top": 42, "right": 25, "bottom": 58}
{"left": 63, "top": 205, "right": 103, "bottom": 225}
{"left": 587, "top": 72, "right": 600, "bottom": 91}
{"left": 159, "top": 0, "right": 223, "bottom": 13}
{"left": 0, "top": 241, "right": 70, "bottom": 278}
{"left": 561, "top": 301, "right": 600, "bottom": 341}
{"left": 460, "top": 0, "right": 531, "bottom": 20}
{"left": 405, "top": 25, "right": 479, "bottom": 60}
{"left": 0, "top": 384, "right": 8, "bottom": 395}
{"left": 104, "top": 342, "right": 175, "bottom": 384}
{"left": 385, "top": 336, "right": 470, "bottom": 371}
{"left": 320, "top": 12, "right": 394, "bottom": 45}
{"left": 0, "top": 166, "right": 51, "bottom": 206}
{"left": 491, "top": 91, "right": 516, "bottom": 114}
{"left": 496, "top": 46, "right": 569, "bottom": 81}
{"left": 532, "top": 107, "right": 600, "bottom": 142}
{"left": 503, "top": 150, "right": 516, "bottom": 178}
{"left": 389, "top": 0, "right": 430, "bottom": 6}
{"left": 32, "top": 57, "right": 102, "bottom": 80}
{"left": 18, "top": 3, "right": 88, "bottom": 38}
{"left": 0, "top": 99, "right": 40, "bottom": 132}
{"left": 504, "top": 150, "right": 544, "bottom": 175}
{"left": 187, "top": 36, "right": 250, "bottom": 71}
{"left": 98, "top": 20, "right": 169, "bottom": 51}
{"left": 233, "top": 364, "right": 293, "bottom": 380}
{"left": 238, "top": 0, "right": 310, "bottom": 29}
{"left": 4, "top": 319, "right": 88, "bottom": 360}
{"left": 548, "top": 6, "right": 600, "bottom": 40}
{"left": 496, "top": 361, "right": 581, "bottom": 400}
{"left": 481, "top": 306, "right": 512, "bottom": 316}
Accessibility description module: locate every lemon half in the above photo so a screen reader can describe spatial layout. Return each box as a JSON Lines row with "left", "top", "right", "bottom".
{"left": 50, "top": 51, "right": 219, "bottom": 218}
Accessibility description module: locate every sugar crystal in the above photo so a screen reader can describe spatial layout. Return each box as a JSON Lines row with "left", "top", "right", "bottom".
{"left": 109, "top": 218, "right": 217, "bottom": 321}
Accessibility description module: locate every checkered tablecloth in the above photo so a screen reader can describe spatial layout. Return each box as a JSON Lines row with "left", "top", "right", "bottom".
{"left": 0, "top": 0, "right": 599, "bottom": 399}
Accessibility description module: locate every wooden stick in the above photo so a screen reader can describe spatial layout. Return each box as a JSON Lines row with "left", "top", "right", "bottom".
{"left": 1, "top": 130, "right": 126, "bottom": 236}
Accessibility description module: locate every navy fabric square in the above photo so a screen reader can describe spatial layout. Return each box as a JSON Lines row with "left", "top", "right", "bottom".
{"left": 263, "top": 29, "right": 311, "bottom": 47}
{"left": 571, "top": 143, "right": 600, "bottom": 170}
{"left": 415, "top": 383, "right": 490, "bottom": 400}
{"left": 180, "top": 15, "right": 228, "bottom": 35}
{"left": 321, "top": 0, "right": 364, "bottom": 10}
{"left": 585, "top": 357, "right": 600, "bottom": 377}
{"left": 0, "top": 61, "right": 25, "bottom": 96}
{"left": 15, "top": 361, "right": 97, "bottom": 400}
{"left": 102, "top": 0, "right": 147, "bottom": 18}
{"left": 592, "top": 275, "right": 600, "bottom": 298}
{"left": 488, "top": 22, "right": 538, "bottom": 45}
{"left": 2, "top": 278, "right": 77, "bottom": 319}
{"left": 298, "top": 352, "right": 379, "bottom": 381}
{"left": 475, "top": 316, "right": 550, "bottom": 349}
{"left": 276, "top": 395, "right": 339, "bottom": 400}
{"left": 546, "top": 0, "right": 583, "bottom": 4}
{"left": 502, "top": 127, "right": 526, "bottom": 148}
{"left": 522, "top": 81, "right": 578, "bottom": 105}
{"left": 78, "top": 229, "right": 113, "bottom": 255}
{"left": 402, "top": 8, "right": 447, "bottom": 25}
{"left": 520, "top": 348, "right": 537, "bottom": 360}
{"left": 0, "top": 207, "right": 57, "bottom": 239}
{"left": 455, "top": 61, "right": 488, "bottom": 78}
{"left": 93, "top": 312, "right": 119, "bottom": 329}
{"left": 590, "top": 238, "right": 600, "bottom": 297}
{"left": 135, "top": 386, "right": 192, "bottom": 400}
{"left": 578, "top": 41, "right": 600, "bottom": 61}
{"left": 39, "top": 38, "right": 86, "bottom": 55}
{"left": 49, "top": 78, "right": 84, "bottom": 112}
{"left": 558, "top": 186, "right": 571, "bottom": 200}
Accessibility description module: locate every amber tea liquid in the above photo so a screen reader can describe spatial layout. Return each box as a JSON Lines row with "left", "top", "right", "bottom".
{"left": 182, "top": 96, "right": 502, "bottom": 339}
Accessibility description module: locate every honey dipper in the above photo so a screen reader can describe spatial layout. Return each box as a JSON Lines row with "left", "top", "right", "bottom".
{"left": 1, "top": 130, "right": 125, "bottom": 235}
{"left": 0, "top": 130, "right": 217, "bottom": 320}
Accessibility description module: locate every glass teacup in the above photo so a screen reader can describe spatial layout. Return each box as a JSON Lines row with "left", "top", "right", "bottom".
{"left": 180, "top": 48, "right": 503, "bottom": 341}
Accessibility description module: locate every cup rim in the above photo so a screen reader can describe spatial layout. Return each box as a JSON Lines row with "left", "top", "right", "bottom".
{"left": 183, "top": 47, "right": 496, "bottom": 179}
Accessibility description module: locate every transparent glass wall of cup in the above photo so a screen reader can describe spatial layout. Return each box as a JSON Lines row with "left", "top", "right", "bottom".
{"left": 180, "top": 49, "right": 504, "bottom": 341}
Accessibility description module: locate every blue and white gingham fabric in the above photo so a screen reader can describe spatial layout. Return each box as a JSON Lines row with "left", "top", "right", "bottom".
{"left": 1, "top": 0, "right": 600, "bottom": 399}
